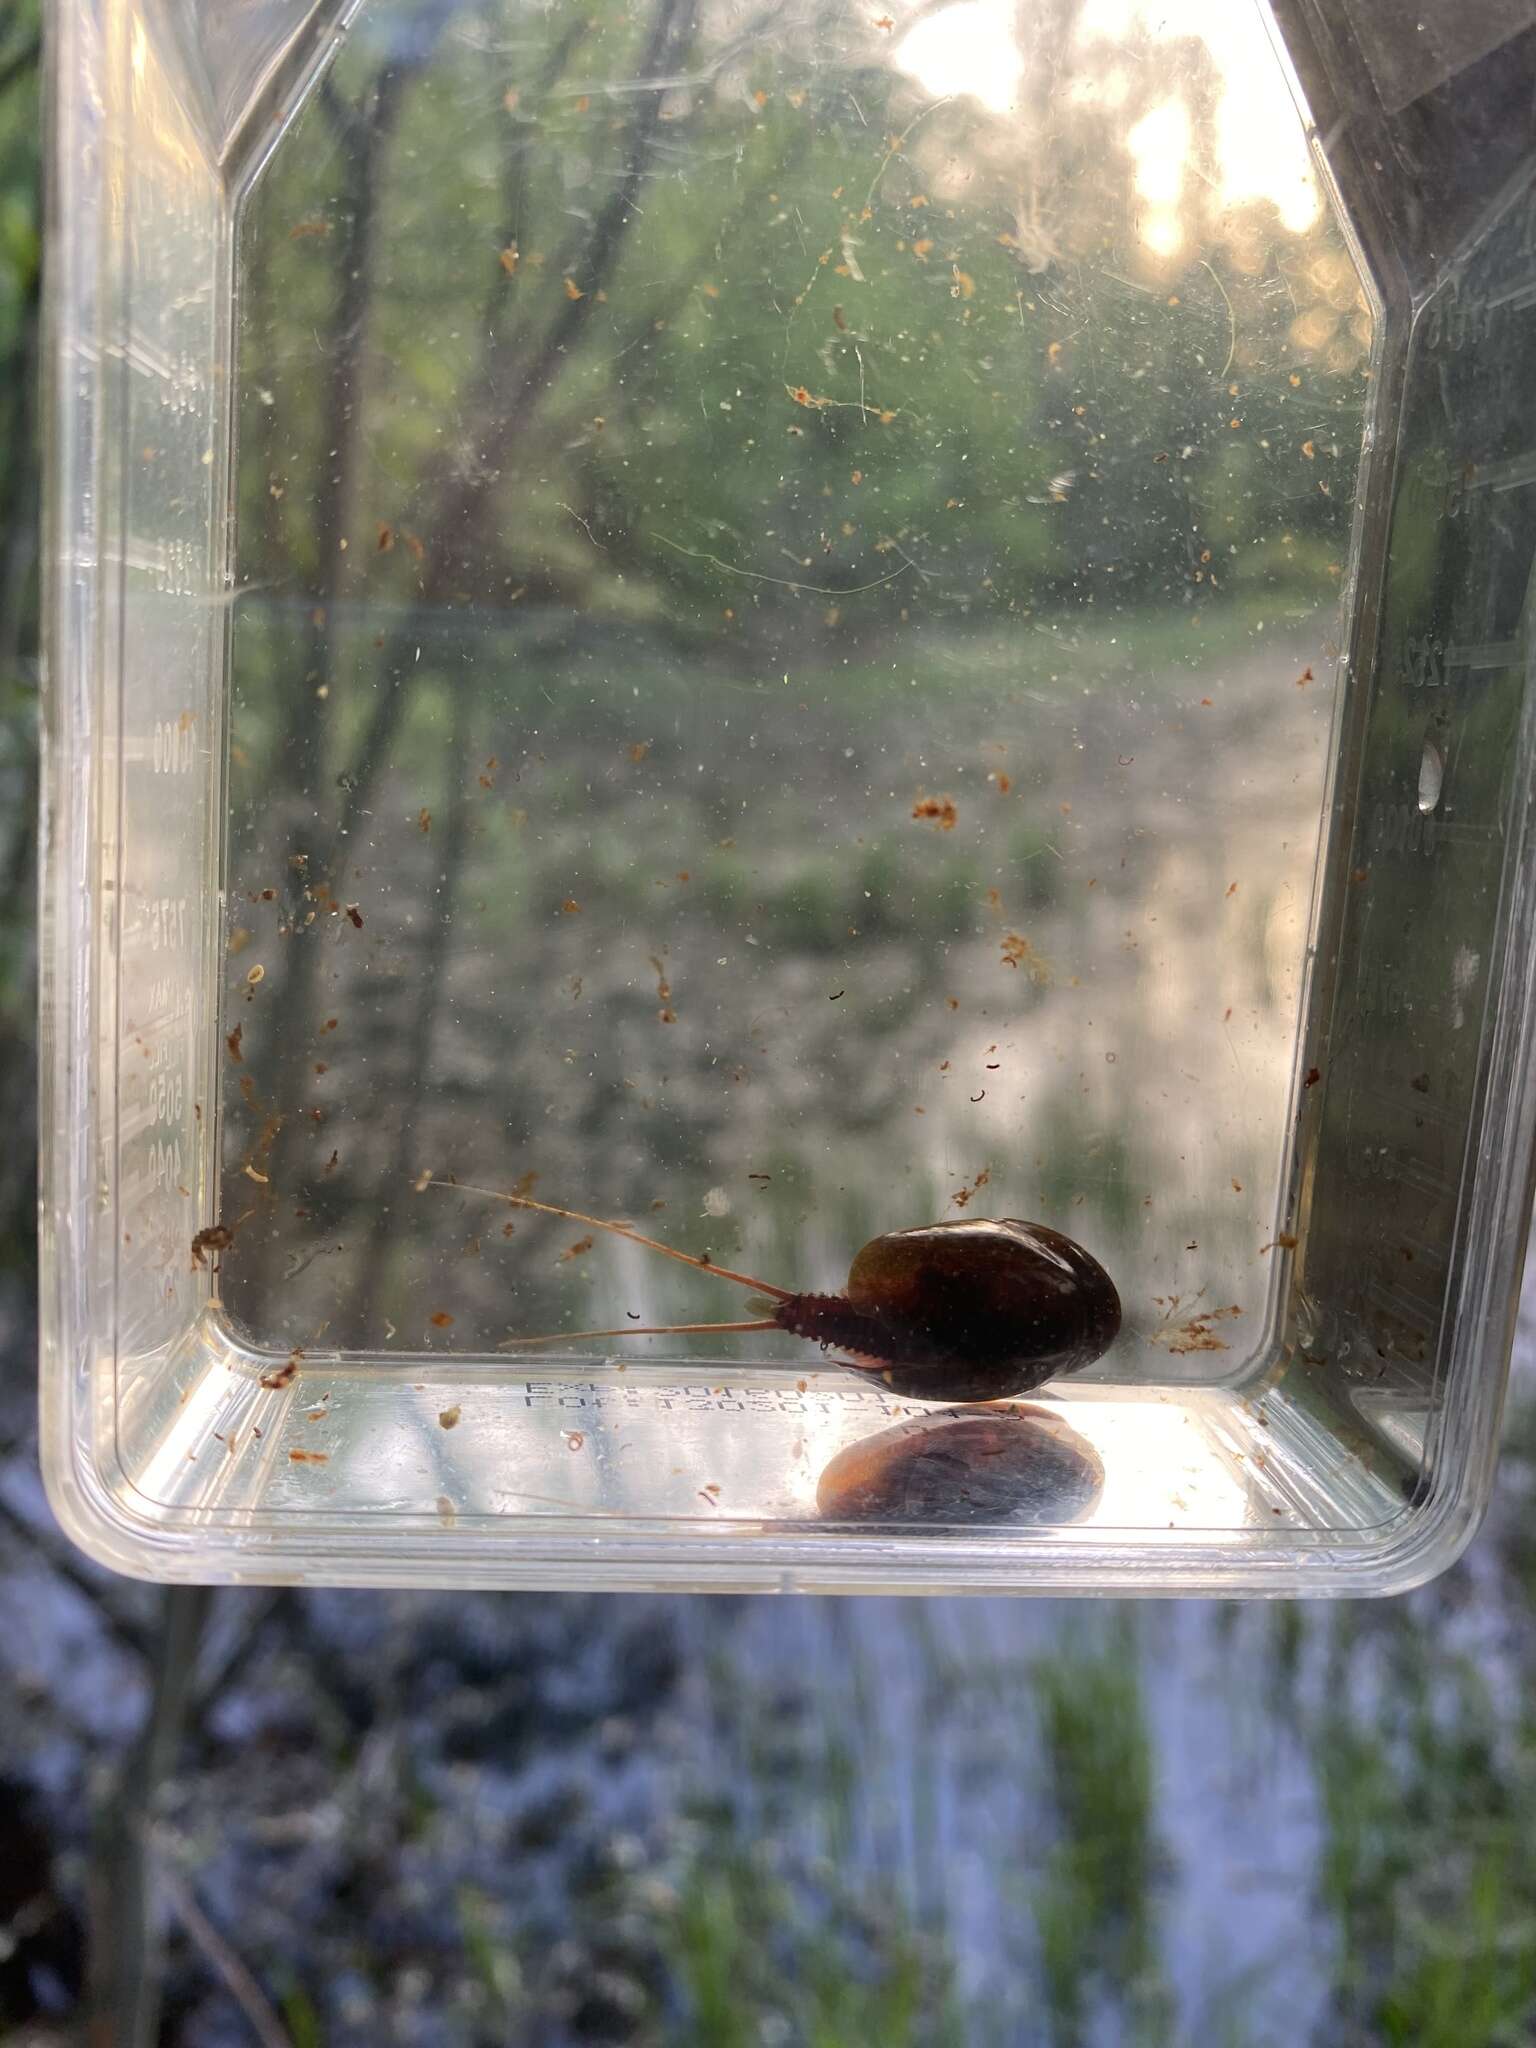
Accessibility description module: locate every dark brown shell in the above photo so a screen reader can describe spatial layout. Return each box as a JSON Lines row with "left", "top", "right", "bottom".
{"left": 838, "top": 1217, "right": 1121, "bottom": 1401}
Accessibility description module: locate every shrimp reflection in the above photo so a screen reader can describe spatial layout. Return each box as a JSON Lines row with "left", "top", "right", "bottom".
{"left": 816, "top": 1404, "right": 1104, "bottom": 1527}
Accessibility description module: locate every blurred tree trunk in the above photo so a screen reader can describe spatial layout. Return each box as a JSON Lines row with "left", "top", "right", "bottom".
{"left": 241, "top": 0, "right": 702, "bottom": 1307}
{"left": 87, "top": 1586, "right": 215, "bottom": 2048}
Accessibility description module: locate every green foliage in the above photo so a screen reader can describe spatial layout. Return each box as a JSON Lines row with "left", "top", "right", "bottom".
{"left": 455, "top": 1884, "right": 526, "bottom": 2027}
{"left": 277, "top": 1982, "right": 325, "bottom": 2048}
{"left": 1376, "top": 1852, "right": 1536, "bottom": 2048}
{"left": 662, "top": 1832, "right": 964, "bottom": 2048}
{"left": 0, "top": 10, "right": 38, "bottom": 320}
{"left": 1307, "top": 1538, "right": 1536, "bottom": 2048}
{"left": 233, "top": 0, "right": 1361, "bottom": 700}
{"left": 1031, "top": 1616, "right": 1171, "bottom": 2046}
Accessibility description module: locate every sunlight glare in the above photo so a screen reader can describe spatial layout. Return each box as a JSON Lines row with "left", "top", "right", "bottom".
{"left": 1141, "top": 210, "right": 1184, "bottom": 258}
{"left": 890, "top": 0, "right": 1322, "bottom": 248}
{"left": 1083, "top": 0, "right": 1322, "bottom": 235}
{"left": 1127, "top": 99, "right": 1189, "bottom": 208}
{"left": 894, "top": 0, "right": 1026, "bottom": 116}
{"left": 1126, "top": 99, "right": 1190, "bottom": 255}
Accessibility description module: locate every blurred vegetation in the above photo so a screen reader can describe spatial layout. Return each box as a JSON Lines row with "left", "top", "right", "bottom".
{"left": 220, "top": 0, "right": 1366, "bottom": 1336}
{"left": 9, "top": 6, "right": 1536, "bottom": 2048}
{"left": 0, "top": 0, "right": 39, "bottom": 1281}
{"left": 236, "top": 0, "right": 1364, "bottom": 682}
{"left": 663, "top": 1838, "right": 963, "bottom": 2047}
{"left": 1033, "top": 1620, "right": 1170, "bottom": 2045}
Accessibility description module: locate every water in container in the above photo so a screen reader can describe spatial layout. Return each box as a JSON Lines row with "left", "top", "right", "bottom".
{"left": 40, "top": 0, "right": 1536, "bottom": 1590}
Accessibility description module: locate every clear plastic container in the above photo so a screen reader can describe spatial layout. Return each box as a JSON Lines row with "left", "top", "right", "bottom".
{"left": 40, "top": 0, "right": 1536, "bottom": 1593}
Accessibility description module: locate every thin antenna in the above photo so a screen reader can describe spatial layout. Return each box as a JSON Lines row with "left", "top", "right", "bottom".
{"left": 425, "top": 1180, "right": 795, "bottom": 1300}
{"left": 497, "top": 1318, "right": 780, "bottom": 1349}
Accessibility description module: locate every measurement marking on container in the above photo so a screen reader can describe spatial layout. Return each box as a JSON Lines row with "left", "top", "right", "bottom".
{"left": 1367, "top": 803, "right": 1494, "bottom": 858}
{"left": 1445, "top": 639, "right": 1522, "bottom": 671}
{"left": 130, "top": 1021, "right": 193, "bottom": 1068}
{"left": 141, "top": 897, "right": 190, "bottom": 952}
{"left": 121, "top": 1092, "right": 187, "bottom": 1148}
{"left": 1404, "top": 634, "right": 1446, "bottom": 688}
{"left": 148, "top": 1071, "right": 185, "bottom": 1123}
{"left": 1432, "top": 819, "right": 1499, "bottom": 848}
{"left": 510, "top": 1380, "right": 903, "bottom": 1419}
{"left": 143, "top": 1139, "right": 186, "bottom": 1193}
{"left": 151, "top": 714, "right": 197, "bottom": 773}
{"left": 125, "top": 536, "right": 202, "bottom": 597}
{"left": 1388, "top": 1231, "right": 1449, "bottom": 1271}
{"left": 1465, "top": 449, "right": 1536, "bottom": 494}
{"left": 1352, "top": 966, "right": 1415, "bottom": 1021}
{"left": 125, "top": 1007, "right": 188, "bottom": 1060}
{"left": 1486, "top": 283, "right": 1536, "bottom": 320}
{"left": 1354, "top": 1143, "right": 1457, "bottom": 1206}
{"left": 1423, "top": 289, "right": 1497, "bottom": 352}
{"left": 145, "top": 978, "right": 193, "bottom": 1021}
{"left": 1355, "top": 1082, "right": 1463, "bottom": 1134}
{"left": 115, "top": 333, "right": 173, "bottom": 385}
{"left": 1368, "top": 800, "right": 1440, "bottom": 857}
{"left": 1364, "top": 1274, "right": 1440, "bottom": 1340}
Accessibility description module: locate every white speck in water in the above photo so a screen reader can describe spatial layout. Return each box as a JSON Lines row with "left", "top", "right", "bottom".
{"left": 703, "top": 1187, "right": 731, "bottom": 1217}
{"left": 1417, "top": 738, "right": 1444, "bottom": 814}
